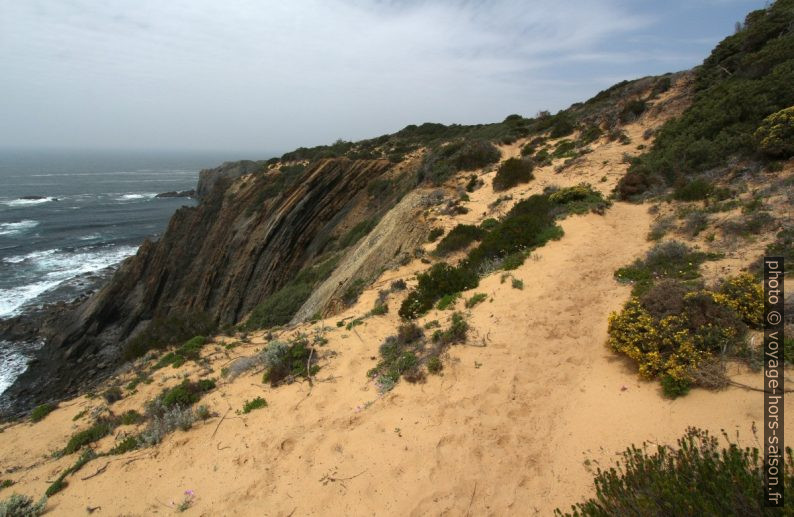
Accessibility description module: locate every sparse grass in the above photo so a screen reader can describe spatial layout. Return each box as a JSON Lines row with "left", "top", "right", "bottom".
{"left": 152, "top": 335, "right": 208, "bottom": 370}
{"left": 436, "top": 293, "right": 460, "bottom": 310}
{"left": 465, "top": 293, "right": 487, "bottom": 308}
{"left": 241, "top": 397, "right": 268, "bottom": 414}
{"left": 648, "top": 215, "right": 675, "bottom": 241}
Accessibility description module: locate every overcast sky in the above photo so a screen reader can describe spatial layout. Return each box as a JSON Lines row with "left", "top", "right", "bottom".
{"left": 0, "top": 0, "right": 765, "bottom": 155}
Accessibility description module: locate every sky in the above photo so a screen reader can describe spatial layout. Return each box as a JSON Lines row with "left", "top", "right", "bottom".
{"left": 0, "top": 0, "right": 767, "bottom": 155}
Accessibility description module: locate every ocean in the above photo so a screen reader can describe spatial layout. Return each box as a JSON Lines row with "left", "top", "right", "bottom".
{"left": 0, "top": 148, "right": 240, "bottom": 394}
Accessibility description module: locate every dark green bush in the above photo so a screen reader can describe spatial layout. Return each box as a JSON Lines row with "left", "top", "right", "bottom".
{"left": 434, "top": 224, "right": 486, "bottom": 256}
{"left": 109, "top": 436, "right": 140, "bottom": 455}
{"left": 619, "top": 99, "right": 647, "bottom": 123}
{"left": 398, "top": 263, "right": 478, "bottom": 319}
{"left": 555, "top": 427, "right": 794, "bottom": 516}
{"left": 419, "top": 139, "right": 501, "bottom": 184}
{"left": 428, "top": 227, "right": 444, "bottom": 242}
{"left": 492, "top": 158, "right": 534, "bottom": 191}
{"left": 673, "top": 178, "right": 713, "bottom": 201}
{"left": 119, "top": 410, "right": 144, "bottom": 426}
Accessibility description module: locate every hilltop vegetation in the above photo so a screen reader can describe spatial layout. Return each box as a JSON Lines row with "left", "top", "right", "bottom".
{"left": 618, "top": 0, "right": 794, "bottom": 199}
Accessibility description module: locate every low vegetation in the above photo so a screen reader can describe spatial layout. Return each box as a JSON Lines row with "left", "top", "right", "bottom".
{"left": 492, "top": 157, "right": 534, "bottom": 191}
{"left": 609, "top": 270, "right": 762, "bottom": 398}
{"left": 0, "top": 493, "right": 47, "bottom": 517}
{"left": 433, "top": 224, "right": 486, "bottom": 256}
{"left": 261, "top": 336, "right": 319, "bottom": 386}
{"left": 244, "top": 255, "right": 339, "bottom": 330}
{"left": 556, "top": 427, "right": 794, "bottom": 516}
{"left": 29, "top": 403, "right": 56, "bottom": 423}
{"left": 241, "top": 397, "right": 268, "bottom": 414}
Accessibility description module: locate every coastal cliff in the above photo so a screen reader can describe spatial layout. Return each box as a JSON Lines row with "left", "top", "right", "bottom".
{"left": 1, "top": 157, "right": 420, "bottom": 414}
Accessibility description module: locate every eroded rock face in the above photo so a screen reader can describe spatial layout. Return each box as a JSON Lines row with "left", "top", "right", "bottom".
{"left": 1, "top": 158, "right": 401, "bottom": 415}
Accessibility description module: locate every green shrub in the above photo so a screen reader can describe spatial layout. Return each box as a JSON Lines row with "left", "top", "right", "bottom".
{"left": 426, "top": 356, "right": 443, "bottom": 374}
{"left": 398, "top": 263, "right": 479, "bottom": 319}
{"left": 755, "top": 106, "right": 794, "bottom": 158}
{"left": 119, "top": 410, "right": 144, "bottom": 426}
{"left": 102, "top": 386, "right": 123, "bottom": 404}
{"left": 434, "top": 224, "right": 486, "bottom": 256}
{"left": 420, "top": 139, "right": 501, "bottom": 184}
{"left": 144, "top": 379, "right": 216, "bottom": 422}
{"left": 0, "top": 480, "right": 13, "bottom": 491}
{"left": 242, "top": 397, "right": 268, "bottom": 414}
{"left": 368, "top": 323, "right": 425, "bottom": 392}
{"left": 548, "top": 183, "right": 610, "bottom": 215}
{"left": 0, "top": 493, "right": 47, "bottom": 516}
{"left": 436, "top": 293, "right": 460, "bottom": 310}
{"left": 660, "top": 374, "right": 691, "bottom": 398}
{"left": 673, "top": 178, "right": 713, "bottom": 201}
{"left": 30, "top": 403, "right": 56, "bottom": 423}
{"left": 619, "top": 99, "right": 647, "bottom": 123}
{"left": 479, "top": 218, "right": 499, "bottom": 231}
{"left": 615, "top": 241, "right": 712, "bottom": 296}
{"left": 549, "top": 113, "right": 575, "bottom": 138}
{"left": 109, "top": 436, "right": 140, "bottom": 455}
{"left": 465, "top": 293, "right": 487, "bottom": 308}
{"left": 428, "top": 228, "right": 444, "bottom": 242}
{"left": 511, "top": 278, "right": 524, "bottom": 290}
{"left": 63, "top": 421, "right": 113, "bottom": 455}
{"left": 492, "top": 158, "right": 534, "bottom": 191}
{"left": 551, "top": 140, "right": 577, "bottom": 160}
{"left": 262, "top": 338, "right": 318, "bottom": 386}
{"left": 555, "top": 427, "right": 794, "bottom": 516}
{"left": 431, "top": 312, "right": 469, "bottom": 347}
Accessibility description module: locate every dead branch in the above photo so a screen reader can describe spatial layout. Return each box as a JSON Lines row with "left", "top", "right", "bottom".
{"left": 80, "top": 462, "right": 109, "bottom": 481}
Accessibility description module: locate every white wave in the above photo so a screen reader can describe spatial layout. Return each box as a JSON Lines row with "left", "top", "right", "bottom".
{"left": 115, "top": 193, "right": 157, "bottom": 201}
{"left": 1, "top": 197, "right": 55, "bottom": 207}
{"left": 0, "top": 339, "right": 44, "bottom": 395}
{"left": 0, "top": 244, "right": 138, "bottom": 318}
{"left": 3, "top": 248, "right": 58, "bottom": 264}
{"left": 0, "top": 220, "right": 39, "bottom": 236}
{"left": 79, "top": 233, "right": 102, "bottom": 241}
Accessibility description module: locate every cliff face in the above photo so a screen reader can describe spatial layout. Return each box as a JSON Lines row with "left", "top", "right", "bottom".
{"left": 1, "top": 158, "right": 409, "bottom": 415}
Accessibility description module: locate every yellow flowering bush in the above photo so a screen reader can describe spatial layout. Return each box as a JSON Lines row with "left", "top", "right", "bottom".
{"left": 608, "top": 274, "right": 761, "bottom": 398}
{"left": 713, "top": 273, "right": 764, "bottom": 328}
{"left": 754, "top": 106, "right": 794, "bottom": 158}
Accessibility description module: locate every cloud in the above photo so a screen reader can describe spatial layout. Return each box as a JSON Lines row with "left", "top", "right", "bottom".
{"left": 0, "top": 0, "right": 748, "bottom": 152}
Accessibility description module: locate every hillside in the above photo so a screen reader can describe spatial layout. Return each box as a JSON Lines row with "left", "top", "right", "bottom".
{"left": 1, "top": 1, "right": 793, "bottom": 515}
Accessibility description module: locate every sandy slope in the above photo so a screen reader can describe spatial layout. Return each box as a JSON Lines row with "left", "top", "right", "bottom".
{"left": 2, "top": 79, "right": 791, "bottom": 515}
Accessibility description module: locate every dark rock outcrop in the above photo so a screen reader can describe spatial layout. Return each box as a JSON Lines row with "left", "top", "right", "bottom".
{"left": 195, "top": 160, "right": 265, "bottom": 199}
{"left": 1, "top": 158, "right": 403, "bottom": 416}
{"left": 156, "top": 189, "right": 195, "bottom": 198}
